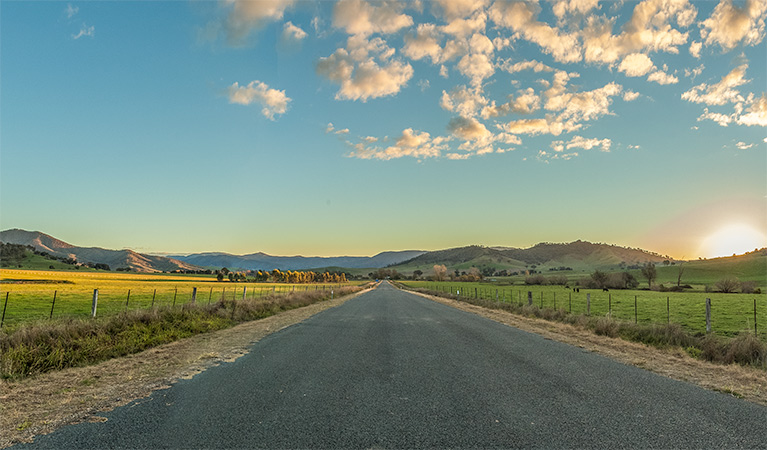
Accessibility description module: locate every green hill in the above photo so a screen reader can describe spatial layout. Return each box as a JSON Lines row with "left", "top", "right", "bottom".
{"left": 653, "top": 249, "right": 767, "bottom": 289}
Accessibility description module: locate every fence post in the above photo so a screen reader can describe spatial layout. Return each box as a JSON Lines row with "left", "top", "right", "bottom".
{"left": 754, "top": 298, "right": 758, "bottom": 337}
{"left": 705, "top": 298, "right": 712, "bottom": 333}
{"left": 1, "top": 292, "right": 9, "bottom": 328}
{"left": 587, "top": 293, "right": 591, "bottom": 316}
{"left": 667, "top": 296, "right": 670, "bottom": 324}
{"left": 475, "top": 287, "right": 478, "bottom": 299}
{"left": 554, "top": 292, "right": 556, "bottom": 310}
{"left": 208, "top": 287, "right": 213, "bottom": 304}
{"left": 152, "top": 289, "right": 156, "bottom": 308}
{"left": 242, "top": 287, "right": 247, "bottom": 301}
{"left": 569, "top": 292, "right": 572, "bottom": 313}
{"left": 496, "top": 289, "right": 498, "bottom": 301}
{"left": 527, "top": 291, "right": 533, "bottom": 306}
{"left": 192, "top": 287, "right": 197, "bottom": 304}
{"left": 173, "top": 287, "right": 177, "bottom": 307}
{"left": 608, "top": 293, "right": 611, "bottom": 317}
{"left": 540, "top": 291, "right": 543, "bottom": 308}
{"left": 50, "top": 290, "right": 58, "bottom": 319}
{"left": 91, "top": 289, "right": 99, "bottom": 318}
{"left": 125, "top": 289, "right": 131, "bottom": 312}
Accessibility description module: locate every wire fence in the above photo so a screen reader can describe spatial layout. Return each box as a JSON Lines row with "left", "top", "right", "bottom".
{"left": 0, "top": 283, "right": 348, "bottom": 329}
{"left": 420, "top": 283, "right": 765, "bottom": 339}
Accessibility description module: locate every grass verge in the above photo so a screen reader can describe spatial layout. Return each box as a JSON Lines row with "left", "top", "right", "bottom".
{"left": 0, "top": 285, "right": 368, "bottom": 380}
{"left": 399, "top": 284, "right": 766, "bottom": 370}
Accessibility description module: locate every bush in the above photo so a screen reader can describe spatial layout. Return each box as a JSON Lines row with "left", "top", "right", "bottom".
{"left": 715, "top": 277, "right": 740, "bottom": 293}
{"left": 740, "top": 281, "right": 757, "bottom": 294}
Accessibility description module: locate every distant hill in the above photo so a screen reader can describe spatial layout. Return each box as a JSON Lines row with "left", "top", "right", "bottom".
{"left": 0, "top": 229, "right": 202, "bottom": 273}
{"left": 394, "top": 241, "right": 672, "bottom": 273}
{"left": 173, "top": 250, "right": 426, "bottom": 271}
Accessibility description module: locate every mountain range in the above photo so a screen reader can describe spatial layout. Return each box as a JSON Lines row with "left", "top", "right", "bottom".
{"left": 1, "top": 228, "right": 672, "bottom": 274}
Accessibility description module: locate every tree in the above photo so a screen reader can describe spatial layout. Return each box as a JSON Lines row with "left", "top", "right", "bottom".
{"left": 715, "top": 277, "right": 740, "bottom": 293}
{"left": 433, "top": 264, "right": 447, "bottom": 281}
{"left": 217, "top": 272, "right": 224, "bottom": 282}
{"left": 412, "top": 269, "right": 423, "bottom": 280}
{"left": 676, "top": 262, "right": 685, "bottom": 287}
{"left": 641, "top": 263, "right": 656, "bottom": 289}
{"left": 590, "top": 270, "right": 608, "bottom": 289}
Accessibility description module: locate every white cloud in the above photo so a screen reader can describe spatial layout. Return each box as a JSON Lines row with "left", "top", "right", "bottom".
{"left": 623, "top": 91, "right": 640, "bottom": 101}
{"left": 682, "top": 64, "right": 748, "bottom": 105}
{"left": 684, "top": 64, "right": 705, "bottom": 79}
{"left": 447, "top": 116, "right": 492, "bottom": 140}
{"left": 227, "top": 80, "right": 291, "bottom": 120}
{"left": 736, "top": 141, "right": 754, "bottom": 149}
{"left": 402, "top": 23, "right": 444, "bottom": 64}
{"left": 689, "top": 41, "right": 702, "bottom": 58}
{"left": 346, "top": 128, "right": 450, "bottom": 160}
{"left": 66, "top": 3, "right": 78, "bottom": 19}
{"left": 441, "top": 11, "right": 488, "bottom": 38}
{"left": 501, "top": 118, "right": 565, "bottom": 136}
{"left": 551, "top": 0, "right": 600, "bottom": 19}
{"left": 499, "top": 59, "right": 554, "bottom": 74}
{"left": 72, "top": 24, "right": 94, "bottom": 40}
{"left": 281, "top": 21, "right": 307, "bottom": 43}
{"left": 565, "top": 135, "right": 612, "bottom": 152}
{"left": 737, "top": 93, "right": 767, "bottom": 126}
{"left": 490, "top": 0, "right": 582, "bottom": 63}
{"left": 545, "top": 80, "right": 623, "bottom": 123}
{"left": 618, "top": 53, "right": 655, "bottom": 77}
{"left": 333, "top": 0, "right": 413, "bottom": 36}
{"left": 457, "top": 52, "right": 495, "bottom": 86}
{"left": 433, "top": 0, "right": 488, "bottom": 21}
{"left": 224, "top": 0, "right": 295, "bottom": 44}
{"left": 482, "top": 88, "right": 541, "bottom": 118}
{"left": 440, "top": 85, "right": 488, "bottom": 118}
{"left": 701, "top": 0, "right": 767, "bottom": 50}
{"left": 316, "top": 36, "right": 413, "bottom": 102}
{"left": 647, "top": 70, "right": 679, "bottom": 85}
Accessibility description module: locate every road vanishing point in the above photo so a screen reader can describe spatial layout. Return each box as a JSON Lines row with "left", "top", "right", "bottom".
{"left": 16, "top": 282, "right": 767, "bottom": 449}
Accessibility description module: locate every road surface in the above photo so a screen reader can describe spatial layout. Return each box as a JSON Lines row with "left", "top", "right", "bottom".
{"left": 17, "top": 282, "right": 767, "bottom": 448}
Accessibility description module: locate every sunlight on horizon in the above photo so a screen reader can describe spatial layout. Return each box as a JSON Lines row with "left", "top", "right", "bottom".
{"left": 699, "top": 223, "right": 767, "bottom": 259}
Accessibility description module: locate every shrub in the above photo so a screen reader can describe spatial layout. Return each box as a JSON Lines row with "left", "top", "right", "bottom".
{"left": 594, "top": 317, "right": 619, "bottom": 337}
{"left": 740, "top": 281, "right": 757, "bottom": 294}
{"left": 715, "top": 277, "right": 740, "bottom": 293}
{"left": 723, "top": 333, "right": 766, "bottom": 366}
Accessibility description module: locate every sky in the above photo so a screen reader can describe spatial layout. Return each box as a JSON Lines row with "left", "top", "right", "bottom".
{"left": 1, "top": 0, "right": 765, "bottom": 260}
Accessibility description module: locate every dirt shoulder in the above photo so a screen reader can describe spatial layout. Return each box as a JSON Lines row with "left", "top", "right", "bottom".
{"left": 411, "top": 290, "right": 767, "bottom": 406}
{"left": 0, "top": 289, "right": 371, "bottom": 448}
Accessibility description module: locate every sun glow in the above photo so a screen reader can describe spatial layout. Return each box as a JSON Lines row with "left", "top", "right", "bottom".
{"left": 699, "top": 223, "right": 767, "bottom": 258}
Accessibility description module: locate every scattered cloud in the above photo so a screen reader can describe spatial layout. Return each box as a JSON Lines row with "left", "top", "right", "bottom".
{"left": 227, "top": 80, "right": 291, "bottom": 120}
{"left": 689, "top": 41, "right": 702, "bottom": 58}
{"left": 684, "top": 64, "right": 705, "bottom": 79}
{"left": 618, "top": 53, "right": 655, "bottom": 77}
{"left": 223, "top": 0, "right": 296, "bottom": 45}
{"left": 737, "top": 93, "right": 767, "bottom": 126}
{"left": 346, "top": 128, "right": 450, "bottom": 160}
{"left": 736, "top": 141, "right": 754, "bottom": 149}
{"left": 623, "top": 91, "right": 640, "bottom": 101}
{"left": 281, "top": 21, "right": 307, "bottom": 43}
{"left": 65, "top": 3, "right": 78, "bottom": 19}
{"left": 700, "top": 0, "right": 767, "bottom": 50}
{"left": 333, "top": 0, "right": 413, "bottom": 36}
{"left": 72, "top": 24, "right": 94, "bottom": 40}
{"left": 682, "top": 64, "right": 748, "bottom": 105}
{"left": 316, "top": 35, "right": 413, "bottom": 101}
{"left": 647, "top": 69, "right": 679, "bottom": 85}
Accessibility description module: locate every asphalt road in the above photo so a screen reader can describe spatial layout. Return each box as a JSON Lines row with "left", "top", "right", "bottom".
{"left": 17, "top": 282, "right": 766, "bottom": 449}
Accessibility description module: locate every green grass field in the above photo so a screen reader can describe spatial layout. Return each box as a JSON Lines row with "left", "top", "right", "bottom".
{"left": 0, "top": 269, "right": 356, "bottom": 328}
{"left": 400, "top": 280, "right": 767, "bottom": 339}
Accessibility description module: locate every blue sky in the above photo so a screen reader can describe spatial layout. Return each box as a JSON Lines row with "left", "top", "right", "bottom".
{"left": 1, "top": 0, "right": 765, "bottom": 259}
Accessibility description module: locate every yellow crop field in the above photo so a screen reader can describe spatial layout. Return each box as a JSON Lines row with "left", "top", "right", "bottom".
{"left": 0, "top": 269, "right": 352, "bottom": 327}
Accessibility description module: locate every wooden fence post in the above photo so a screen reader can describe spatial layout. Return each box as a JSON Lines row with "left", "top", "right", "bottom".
{"left": 152, "top": 289, "right": 156, "bottom": 308}
{"left": 50, "top": 290, "right": 57, "bottom": 319}
{"left": 1, "top": 292, "right": 9, "bottom": 328}
{"left": 705, "top": 298, "right": 712, "bottom": 333}
{"left": 242, "top": 287, "right": 247, "bottom": 301}
{"left": 587, "top": 293, "right": 591, "bottom": 316}
{"left": 192, "top": 287, "right": 197, "bottom": 304}
{"left": 608, "top": 293, "right": 611, "bottom": 317}
{"left": 754, "top": 298, "right": 757, "bottom": 336}
{"left": 569, "top": 292, "right": 572, "bottom": 313}
{"left": 527, "top": 291, "right": 533, "bottom": 306}
{"left": 667, "top": 296, "right": 670, "bottom": 324}
{"left": 91, "top": 289, "right": 99, "bottom": 318}
{"left": 634, "top": 295, "right": 637, "bottom": 324}
{"left": 173, "top": 287, "right": 177, "bottom": 307}
{"left": 125, "top": 289, "right": 131, "bottom": 312}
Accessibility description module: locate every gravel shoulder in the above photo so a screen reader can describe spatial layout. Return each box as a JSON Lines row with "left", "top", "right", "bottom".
{"left": 0, "top": 289, "right": 371, "bottom": 448}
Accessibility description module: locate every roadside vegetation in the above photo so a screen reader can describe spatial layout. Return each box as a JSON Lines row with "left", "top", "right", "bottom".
{"left": 397, "top": 282, "right": 766, "bottom": 370}
{"left": 0, "top": 284, "right": 370, "bottom": 380}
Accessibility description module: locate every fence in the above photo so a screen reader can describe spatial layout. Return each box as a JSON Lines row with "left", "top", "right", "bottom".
{"left": 420, "top": 283, "right": 766, "bottom": 339}
{"left": 0, "top": 283, "right": 346, "bottom": 329}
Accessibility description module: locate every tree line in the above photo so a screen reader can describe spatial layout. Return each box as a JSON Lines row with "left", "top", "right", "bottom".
{"left": 215, "top": 268, "right": 347, "bottom": 284}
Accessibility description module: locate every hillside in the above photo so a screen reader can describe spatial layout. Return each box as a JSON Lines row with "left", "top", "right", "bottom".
{"left": 394, "top": 241, "right": 671, "bottom": 273}
{"left": 0, "top": 229, "right": 202, "bottom": 273}
{"left": 174, "top": 250, "right": 426, "bottom": 271}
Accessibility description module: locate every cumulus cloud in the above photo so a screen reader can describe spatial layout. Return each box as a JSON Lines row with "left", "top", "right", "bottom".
{"left": 582, "top": 0, "right": 697, "bottom": 64}
{"left": 65, "top": 3, "right": 78, "bottom": 19}
{"left": 227, "top": 80, "right": 290, "bottom": 120}
{"left": 447, "top": 116, "right": 492, "bottom": 140}
{"left": 623, "top": 91, "right": 640, "bottom": 101}
{"left": 346, "top": 128, "right": 450, "bottom": 160}
{"left": 499, "top": 59, "right": 555, "bottom": 74}
{"left": 736, "top": 141, "right": 754, "bottom": 149}
{"left": 224, "top": 0, "right": 295, "bottom": 44}
{"left": 647, "top": 69, "right": 679, "bottom": 85}
{"left": 281, "top": 21, "right": 307, "bottom": 43}
{"left": 440, "top": 85, "right": 488, "bottom": 118}
{"left": 682, "top": 64, "right": 748, "bottom": 105}
{"left": 501, "top": 118, "right": 565, "bottom": 136}
{"left": 545, "top": 80, "right": 623, "bottom": 123}
{"left": 333, "top": 0, "right": 413, "bottom": 36}
{"left": 72, "top": 24, "right": 94, "bottom": 40}
{"left": 490, "top": 0, "right": 582, "bottom": 63}
{"left": 689, "top": 41, "right": 702, "bottom": 58}
{"left": 316, "top": 36, "right": 413, "bottom": 101}
{"left": 482, "top": 88, "right": 541, "bottom": 118}
{"left": 564, "top": 135, "right": 612, "bottom": 151}
{"left": 618, "top": 53, "right": 655, "bottom": 77}
{"left": 685, "top": 64, "right": 705, "bottom": 79}
{"left": 402, "top": 23, "right": 444, "bottom": 64}
{"left": 551, "top": 0, "right": 600, "bottom": 19}
{"left": 737, "top": 93, "right": 767, "bottom": 126}
{"left": 433, "top": 0, "right": 489, "bottom": 21}
{"left": 457, "top": 52, "right": 495, "bottom": 86}
{"left": 700, "top": 0, "right": 767, "bottom": 50}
